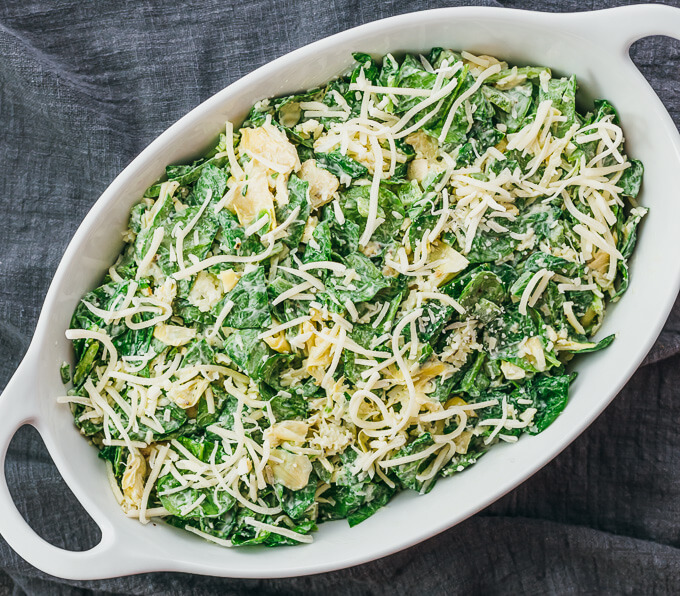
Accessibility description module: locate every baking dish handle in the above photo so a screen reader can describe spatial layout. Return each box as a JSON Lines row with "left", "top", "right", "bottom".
{"left": 585, "top": 4, "right": 680, "bottom": 52}
{"left": 0, "top": 357, "right": 122, "bottom": 579}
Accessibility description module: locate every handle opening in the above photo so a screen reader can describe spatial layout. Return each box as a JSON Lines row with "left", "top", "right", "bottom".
{"left": 4, "top": 425, "right": 102, "bottom": 553}
{"left": 629, "top": 34, "right": 680, "bottom": 128}
{"left": 0, "top": 358, "right": 122, "bottom": 580}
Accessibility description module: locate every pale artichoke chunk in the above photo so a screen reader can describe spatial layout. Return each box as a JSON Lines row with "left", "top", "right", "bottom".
{"left": 406, "top": 130, "right": 439, "bottom": 161}
{"left": 121, "top": 449, "right": 147, "bottom": 510}
{"left": 407, "top": 158, "right": 430, "bottom": 182}
{"left": 268, "top": 448, "right": 312, "bottom": 491}
{"left": 229, "top": 164, "right": 276, "bottom": 228}
{"left": 298, "top": 159, "right": 339, "bottom": 209}
{"left": 522, "top": 336, "right": 547, "bottom": 372}
{"left": 278, "top": 102, "right": 301, "bottom": 128}
{"left": 153, "top": 323, "right": 196, "bottom": 347}
{"left": 263, "top": 330, "right": 291, "bottom": 354}
{"left": 167, "top": 377, "right": 210, "bottom": 409}
{"left": 429, "top": 242, "right": 470, "bottom": 286}
{"left": 239, "top": 123, "right": 300, "bottom": 175}
{"left": 501, "top": 360, "right": 526, "bottom": 380}
{"left": 264, "top": 420, "right": 309, "bottom": 447}
{"left": 153, "top": 277, "right": 177, "bottom": 305}
{"left": 218, "top": 268, "right": 240, "bottom": 293}
{"left": 187, "top": 271, "right": 223, "bottom": 312}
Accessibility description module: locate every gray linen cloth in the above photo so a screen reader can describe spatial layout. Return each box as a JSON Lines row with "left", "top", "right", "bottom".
{"left": 1, "top": 1, "right": 679, "bottom": 593}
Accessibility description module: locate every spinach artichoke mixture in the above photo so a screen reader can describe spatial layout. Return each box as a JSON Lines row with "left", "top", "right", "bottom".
{"left": 61, "top": 49, "right": 646, "bottom": 547}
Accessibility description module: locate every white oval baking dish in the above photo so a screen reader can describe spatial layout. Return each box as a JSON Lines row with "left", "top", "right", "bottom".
{"left": 1, "top": 4, "right": 679, "bottom": 581}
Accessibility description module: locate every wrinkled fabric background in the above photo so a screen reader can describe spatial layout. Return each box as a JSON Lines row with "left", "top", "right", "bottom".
{"left": 0, "top": 0, "right": 679, "bottom": 593}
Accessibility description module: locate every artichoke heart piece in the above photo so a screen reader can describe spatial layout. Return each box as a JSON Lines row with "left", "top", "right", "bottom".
{"left": 229, "top": 165, "right": 276, "bottom": 228}
{"left": 154, "top": 323, "right": 196, "bottom": 347}
{"left": 298, "top": 159, "right": 339, "bottom": 209}
{"left": 430, "top": 242, "right": 469, "bottom": 286}
{"left": 264, "top": 420, "right": 309, "bottom": 447}
{"left": 239, "top": 123, "right": 300, "bottom": 176}
{"left": 268, "top": 448, "right": 312, "bottom": 491}
{"left": 121, "top": 449, "right": 146, "bottom": 511}
{"left": 167, "top": 377, "right": 210, "bottom": 409}
{"left": 188, "top": 271, "right": 223, "bottom": 312}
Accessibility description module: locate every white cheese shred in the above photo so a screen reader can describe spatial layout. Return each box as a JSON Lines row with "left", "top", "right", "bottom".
{"left": 243, "top": 517, "right": 314, "bottom": 544}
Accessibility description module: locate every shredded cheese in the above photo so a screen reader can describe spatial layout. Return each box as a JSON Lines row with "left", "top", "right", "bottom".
{"left": 61, "top": 48, "right": 643, "bottom": 550}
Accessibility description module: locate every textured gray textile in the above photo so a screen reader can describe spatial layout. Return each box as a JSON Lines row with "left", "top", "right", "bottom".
{"left": 1, "top": 0, "right": 679, "bottom": 593}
